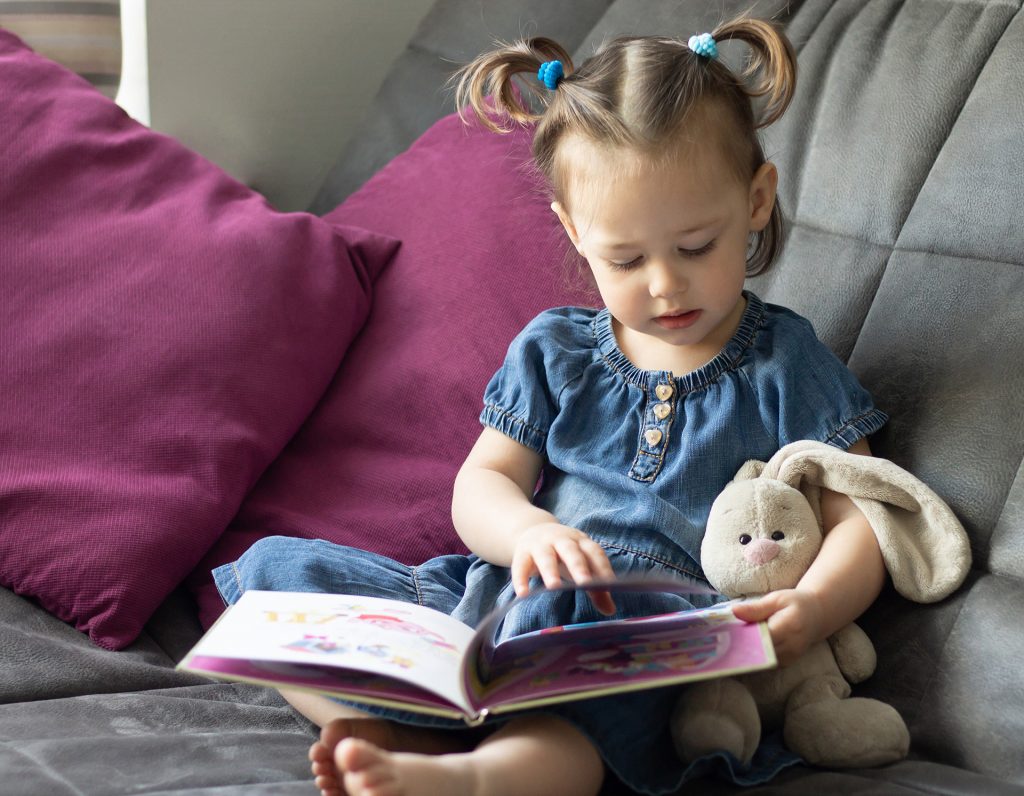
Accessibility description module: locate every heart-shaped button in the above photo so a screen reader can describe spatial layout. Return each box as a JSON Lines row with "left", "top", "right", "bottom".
{"left": 644, "top": 428, "right": 663, "bottom": 447}
{"left": 653, "top": 402, "right": 671, "bottom": 420}
{"left": 655, "top": 384, "right": 673, "bottom": 401}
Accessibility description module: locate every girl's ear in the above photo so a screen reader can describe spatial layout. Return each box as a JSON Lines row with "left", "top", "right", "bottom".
{"left": 748, "top": 162, "right": 778, "bottom": 233}
{"left": 551, "top": 201, "right": 582, "bottom": 250}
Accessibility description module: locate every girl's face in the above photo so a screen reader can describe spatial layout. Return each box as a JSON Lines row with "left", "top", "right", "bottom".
{"left": 553, "top": 137, "right": 777, "bottom": 375}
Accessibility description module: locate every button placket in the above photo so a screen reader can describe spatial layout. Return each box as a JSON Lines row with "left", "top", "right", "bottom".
{"left": 644, "top": 382, "right": 673, "bottom": 452}
{"left": 628, "top": 378, "right": 677, "bottom": 482}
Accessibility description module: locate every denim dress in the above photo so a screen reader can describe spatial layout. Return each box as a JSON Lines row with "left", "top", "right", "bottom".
{"left": 214, "top": 291, "right": 888, "bottom": 795}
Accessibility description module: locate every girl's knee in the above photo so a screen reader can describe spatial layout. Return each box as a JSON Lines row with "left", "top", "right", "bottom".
{"left": 234, "top": 534, "right": 334, "bottom": 593}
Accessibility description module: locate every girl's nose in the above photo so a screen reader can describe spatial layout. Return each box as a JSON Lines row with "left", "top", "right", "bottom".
{"left": 647, "top": 259, "right": 687, "bottom": 298}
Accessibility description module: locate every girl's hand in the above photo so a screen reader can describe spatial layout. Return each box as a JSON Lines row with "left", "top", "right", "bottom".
{"left": 511, "top": 523, "right": 617, "bottom": 615}
{"left": 730, "top": 588, "right": 826, "bottom": 666}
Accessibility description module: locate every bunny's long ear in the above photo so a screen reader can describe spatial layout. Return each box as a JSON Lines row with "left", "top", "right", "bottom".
{"left": 761, "top": 440, "right": 971, "bottom": 603}
{"left": 732, "top": 457, "right": 823, "bottom": 526}
{"left": 734, "top": 459, "right": 766, "bottom": 481}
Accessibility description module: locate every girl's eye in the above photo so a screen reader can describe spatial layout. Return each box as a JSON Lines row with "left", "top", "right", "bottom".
{"left": 607, "top": 240, "right": 715, "bottom": 270}
{"left": 609, "top": 256, "right": 643, "bottom": 271}
{"left": 678, "top": 240, "right": 716, "bottom": 258}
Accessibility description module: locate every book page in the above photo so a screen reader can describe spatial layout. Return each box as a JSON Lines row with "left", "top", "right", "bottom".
{"left": 458, "top": 580, "right": 774, "bottom": 714}
{"left": 478, "top": 603, "right": 774, "bottom": 711}
{"left": 181, "top": 591, "right": 477, "bottom": 713}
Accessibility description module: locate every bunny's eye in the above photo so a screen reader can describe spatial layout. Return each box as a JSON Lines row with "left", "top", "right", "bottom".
{"left": 739, "top": 534, "right": 752, "bottom": 545}
{"left": 771, "top": 531, "right": 785, "bottom": 541}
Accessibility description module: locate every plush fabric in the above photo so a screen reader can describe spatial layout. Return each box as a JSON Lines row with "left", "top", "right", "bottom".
{"left": 191, "top": 110, "right": 593, "bottom": 628}
{"left": 743, "top": 441, "right": 972, "bottom": 604}
{"left": 0, "top": 29, "right": 399, "bottom": 650}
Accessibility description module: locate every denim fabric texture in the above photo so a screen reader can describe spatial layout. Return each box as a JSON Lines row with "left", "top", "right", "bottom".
{"left": 214, "top": 292, "right": 885, "bottom": 794}
{"left": 481, "top": 292, "right": 887, "bottom": 581}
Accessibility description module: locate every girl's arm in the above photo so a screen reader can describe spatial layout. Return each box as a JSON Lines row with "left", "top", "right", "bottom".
{"left": 452, "top": 427, "right": 553, "bottom": 564}
{"left": 452, "top": 427, "right": 615, "bottom": 613}
{"left": 731, "top": 438, "right": 887, "bottom": 664}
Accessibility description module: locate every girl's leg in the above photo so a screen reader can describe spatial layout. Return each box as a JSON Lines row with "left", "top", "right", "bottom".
{"left": 334, "top": 713, "right": 605, "bottom": 796}
{"left": 282, "top": 688, "right": 371, "bottom": 727}
{"left": 281, "top": 689, "right": 477, "bottom": 795}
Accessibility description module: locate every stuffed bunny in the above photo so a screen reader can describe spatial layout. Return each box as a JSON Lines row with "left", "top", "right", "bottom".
{"left": 671, "top": 440, "right": 971, "bottom": 769}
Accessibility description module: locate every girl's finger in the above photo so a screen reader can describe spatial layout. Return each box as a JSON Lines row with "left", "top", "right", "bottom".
{"left": 510, "top": 553, "right": 537, "bottom": 597}
{"left": 579, "top": 539, "right": 615, "bottom": 580}
{"left": 553, "top": 538, "right": 594, "bottom": 586}
{"left": 572, "top": 539, "right": 615, "bottom": 615}
{"left": 587, "top": 589, "right": 617, "bottom": 616}
{"left": 532, "top": 545, "right": 564, "bottom": 590}
{"left": 730, "top": 595, "right": 776, "bottom": 623}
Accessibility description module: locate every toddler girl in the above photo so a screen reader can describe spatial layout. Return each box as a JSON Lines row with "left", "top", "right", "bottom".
{"left": 214, "top": 14, "right": 889, "bottom": 796}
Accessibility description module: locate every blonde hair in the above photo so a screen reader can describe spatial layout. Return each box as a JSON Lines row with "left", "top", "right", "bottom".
{"left": 452, "top": 16, "right": 797, "bottom": 276}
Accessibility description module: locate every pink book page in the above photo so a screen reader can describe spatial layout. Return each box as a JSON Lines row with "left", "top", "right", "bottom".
{"left": 474, "top": 603, "right": 774, "bottom": 711}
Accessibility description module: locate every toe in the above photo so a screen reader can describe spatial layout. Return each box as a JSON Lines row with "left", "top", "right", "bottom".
{"left": 337, "top": 737, "right": 379, "bottom": 770}
{"left": 314, "top": 772, "right": 341, "bottom": 794}
{"left": 310, "top": 740, "right": 332, "bottom": 762}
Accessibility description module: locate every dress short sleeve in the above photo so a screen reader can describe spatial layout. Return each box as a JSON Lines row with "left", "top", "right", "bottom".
{"left": 745, "top": 308, "right": 888, "bottom": 450}
{"left": 479, "top": 308, "right": 591, "bottom": 455}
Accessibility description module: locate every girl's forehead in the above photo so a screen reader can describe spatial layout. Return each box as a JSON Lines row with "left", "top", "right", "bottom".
{"left": 557, "top": 134, "right": 735, "bottom": 217}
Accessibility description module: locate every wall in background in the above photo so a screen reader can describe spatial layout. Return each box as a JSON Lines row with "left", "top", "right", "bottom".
{"left": 142, "top": 0, "right": 433, "bottom": 211}
{"left": 116, "top": 0, "right": 149, "bottom": 124}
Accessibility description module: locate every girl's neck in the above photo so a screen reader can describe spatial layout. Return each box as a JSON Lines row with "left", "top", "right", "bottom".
{"left": 614, "top": 295, "right": 748, "bottom": 378}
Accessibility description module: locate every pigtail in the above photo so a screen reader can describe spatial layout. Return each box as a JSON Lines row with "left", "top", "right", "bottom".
{"left": 451, "top": 37, "right": 574, "bottom": 133}
{"left": 713, "top": 16, "right": 797, "bottom": 129}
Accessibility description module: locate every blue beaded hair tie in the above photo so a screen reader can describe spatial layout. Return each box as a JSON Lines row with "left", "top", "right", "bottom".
{"left": 688, "top": 32, "right": 718, "bottom": 59}
{"left": 537, "top": 60, "right": 564, "bottom": 90}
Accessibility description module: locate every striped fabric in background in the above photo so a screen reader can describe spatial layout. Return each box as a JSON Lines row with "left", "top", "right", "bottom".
{"left": 0, "top": 0, "right": 121, "bottom": 97}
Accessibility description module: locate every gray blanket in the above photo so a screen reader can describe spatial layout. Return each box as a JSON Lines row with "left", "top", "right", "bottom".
{"left": 3, "top": 585, "right": 1022, "bottom": 795}
{"left": 0, "top": 587, "right": 318, "bottom": 795}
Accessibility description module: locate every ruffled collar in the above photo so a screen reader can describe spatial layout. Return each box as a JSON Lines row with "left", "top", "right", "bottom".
{"left": 593, "top": 291, "right": 765, "bottom": 393}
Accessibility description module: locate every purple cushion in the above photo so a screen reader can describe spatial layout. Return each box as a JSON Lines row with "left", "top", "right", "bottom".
{"left": 192, "top": 111, "right": 593, "bottom": 628}
{"left": 0, "top": 30, "right": 399, "bottom": 649}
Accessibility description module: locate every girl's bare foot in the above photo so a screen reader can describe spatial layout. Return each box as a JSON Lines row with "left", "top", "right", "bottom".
{"left": 335, "top": 738, "right": 478, "bottom": 796}
{"left": 308, "top": 718, "right": 475, "bottom": 796}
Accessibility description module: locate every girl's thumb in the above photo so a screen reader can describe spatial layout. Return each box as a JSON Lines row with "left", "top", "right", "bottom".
{"left": 730, "top": 596, "right": 774, "bottom": 623}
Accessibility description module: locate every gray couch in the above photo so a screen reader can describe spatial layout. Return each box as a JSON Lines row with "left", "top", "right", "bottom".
{"left": 3, "top": 1, "right": 1023, "bottom": 794}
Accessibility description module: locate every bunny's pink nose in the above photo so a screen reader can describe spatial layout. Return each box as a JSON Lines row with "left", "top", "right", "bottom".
{"left": 743, "top": 538, "right": 780, "bottom": 565}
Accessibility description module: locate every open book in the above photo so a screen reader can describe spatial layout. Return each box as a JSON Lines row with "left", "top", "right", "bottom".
{"left": 178, "top": 580, "right": 775, "bottom": 725}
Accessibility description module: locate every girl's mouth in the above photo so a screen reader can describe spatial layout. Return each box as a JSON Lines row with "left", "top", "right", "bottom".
{"left": 654, "top": 309, "right": 702, "bottom": 330}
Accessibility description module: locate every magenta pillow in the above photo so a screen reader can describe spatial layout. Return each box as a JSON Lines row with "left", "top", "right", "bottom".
{"left": 0, "top": 30, "right": 399, "bottom": 649}
{"left": 191, "top": 111, "right": 594, "bottom": 627}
